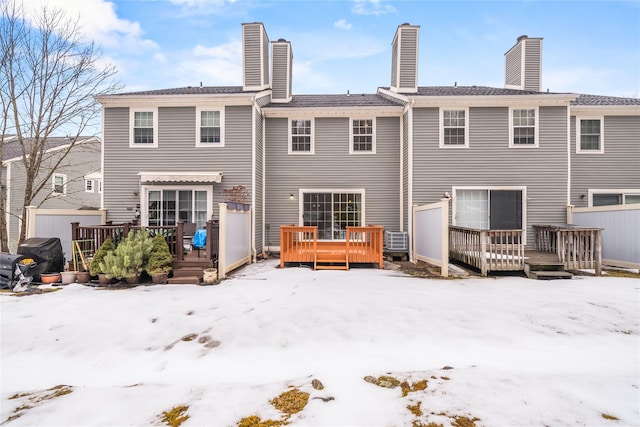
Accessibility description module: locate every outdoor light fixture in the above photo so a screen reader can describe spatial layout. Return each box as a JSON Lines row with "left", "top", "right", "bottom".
{"left": 289, "top": 194, "right": 294, "bottom": 200}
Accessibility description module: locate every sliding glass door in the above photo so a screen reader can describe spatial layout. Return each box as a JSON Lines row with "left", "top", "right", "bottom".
{"left": 302, "top": 191, "right": 363, "bottom": 240}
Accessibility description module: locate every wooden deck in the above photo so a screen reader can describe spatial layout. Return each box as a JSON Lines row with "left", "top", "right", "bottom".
{"left": 280, "top": 225, "right": 384, "bottom": 270}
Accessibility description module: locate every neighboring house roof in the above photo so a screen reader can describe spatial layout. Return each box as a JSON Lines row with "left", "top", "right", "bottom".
{"left": 107, "top": 86, "right": 248, "bottom": 96}
{"left": 571, "top": 94, "right": 640, "bottom": 106}
{"left": 264, "top": 93, "right": 403, "bottom": 109}
{"left": 411, "top": 86, "right": 567, "bottom": 96}
{"left": 2, "top": 136, "right": 98, "bottom": 163}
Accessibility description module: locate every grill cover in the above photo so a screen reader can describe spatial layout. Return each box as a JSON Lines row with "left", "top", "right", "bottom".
{"left": 17, "top": 237, "right": 64, "bottom": 278}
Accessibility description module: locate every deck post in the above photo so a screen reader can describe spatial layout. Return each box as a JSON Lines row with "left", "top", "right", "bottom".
{"left": 595, "top": 230, "right": 602, "bottom": 276}
{"left": 480, "top": 230, "right": 487, "bottom": 276}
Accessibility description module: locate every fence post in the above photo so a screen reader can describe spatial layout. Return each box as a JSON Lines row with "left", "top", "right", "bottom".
{"left": 480, "top": 230, "right": 487, "bottom": 276}
{"left": 71, "top": 222, "right": 79, "bottom": 241}
{"left": 218, "top": 203, "right": 228, "bottom": 279}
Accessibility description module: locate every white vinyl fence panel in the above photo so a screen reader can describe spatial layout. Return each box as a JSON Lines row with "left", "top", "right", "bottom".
{"left": 570, "top": 204, "right": 640, "bottom": 270}
{"left": 25, "top": 207, "right": 106, "bottom": 261}
{"left": 218, "top": 203, "right": 252, "bottom": 279}
{"left": 412, "top": 199, "right": 449, "bottom": 277}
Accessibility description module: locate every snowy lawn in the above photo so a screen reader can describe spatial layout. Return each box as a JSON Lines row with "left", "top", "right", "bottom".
{"left": 1, "top": 260, "right": 638, "bottom": 427}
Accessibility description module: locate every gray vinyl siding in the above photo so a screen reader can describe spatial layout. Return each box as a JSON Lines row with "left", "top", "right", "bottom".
{"left": 264, "top": 116, "right": 401, "bottom": 247}
{"left": 571, "top": 115, "right": 640, "bottom": 207}
{"left": 256, "top": 93, "right": 271, "bottom": 108}
{"left": 254, "top": 106, "right": 264, "bottom": 255}
{"left": 412, "top": 106, "right": 568, "bottom": 246}
{"left": 6, "top": 141, "right": 101, "bottom": 246}
{"left": 262, "top": 30, "right": 270, "bottom": 87}
{"left": 505, "top": 43, "right": 522, "bottom": 87}
{"left": 524, "top": 39, "right": 542, "bottom": 91}
{"left": 243, "top": 24, "right": 265, "bottom": 88}
{"left": 391, "top": 36, "right": 398, "bottom": 88}
{"left": 103, "top": 105, "right": 254, "bottom": 225}
{"left": 272, "top": 43, "right": 289, "bottom": 101}
{"left": 399, "top": 28, "right": 418, "bottom": 89}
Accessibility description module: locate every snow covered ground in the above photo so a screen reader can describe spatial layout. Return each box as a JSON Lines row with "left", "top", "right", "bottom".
{"left": 1, "top": 260, "right": 638, "bottom": 426}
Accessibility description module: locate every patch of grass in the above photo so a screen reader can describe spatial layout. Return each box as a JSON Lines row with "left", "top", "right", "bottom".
{"left": 401, "top": 379, "right": 428, "bottom": 397}
{"left": 237, "top": 415, "right": 283, "bottom": 427}
{"left": 452, "top": 416, "right": 480, "bottom": 427}
{"left": 604, "top": 269, "right": 640, "bottom": 278}
{"left": 11, "top": 288, "right": 62, "bottom": 297}
{"left": 407, "top": 402, "right": 423, "bottom": 417}
{"left": 270, "top": 388, "right": 310, "bottom": 416}
{"left": 161, "top": 405, "right": 189, "bottom": 427}
{"left": 4, "top": 385, "right": 73, "bottom": 425}
{"left": 601, "top": 413, "right": 620, "bottom": 421}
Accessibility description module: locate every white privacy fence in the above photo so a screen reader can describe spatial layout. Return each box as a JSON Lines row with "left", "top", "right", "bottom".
{"left": 412, "top": 199, "right": 449, "bottom": 277}
{"left": 218, "top": 203, "right": 252, "bottom": 279}
{"left": 568, "top": 204, "right": 640, "bottom": 271}
{"left": 25, "top": 207, "right": 106, "bottom": 261}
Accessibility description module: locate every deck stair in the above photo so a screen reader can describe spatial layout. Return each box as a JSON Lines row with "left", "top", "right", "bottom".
{"left": 524, "top": 251, "right": 573, "bottom": 280}
{"left": 315, "top": 249, "right": 349, "bottom": 270}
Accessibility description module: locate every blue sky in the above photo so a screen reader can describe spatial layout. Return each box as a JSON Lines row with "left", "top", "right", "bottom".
{"left": 21, "top": 0, "right": 640, "bottom": 97}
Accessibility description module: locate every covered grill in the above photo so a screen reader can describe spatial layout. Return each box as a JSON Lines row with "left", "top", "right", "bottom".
{"left": 17, "top": 237, "right": 64, "bottom": 279}
{"left": 0, "top": 253, "right": 38, "bottom": 292}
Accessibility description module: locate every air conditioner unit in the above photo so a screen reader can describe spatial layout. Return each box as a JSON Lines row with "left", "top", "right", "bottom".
{"left": 384, "top": 231, "right": 408, "bottom": 252}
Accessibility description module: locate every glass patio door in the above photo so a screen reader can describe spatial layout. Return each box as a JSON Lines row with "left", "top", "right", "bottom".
{"left": 302, "top": 191, "right": 363, "bottom": 240}
{"left": 146, "top": 188, "right": 208, "bottom": 228}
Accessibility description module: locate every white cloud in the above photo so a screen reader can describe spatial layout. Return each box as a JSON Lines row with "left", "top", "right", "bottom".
{"left": 18, "top": 0, "right": 157, "bottom": 51}
{"left": 176, "top": 40, "right": 243, "bottom": 86}
{"left": 169, "top": 0, "right": 236, "bottom": 6}
{"left": 351, "top": 0, "right": 396, "bottom": 16}
{"left": 334, "top": 19, "right": 352, "bottom": 30}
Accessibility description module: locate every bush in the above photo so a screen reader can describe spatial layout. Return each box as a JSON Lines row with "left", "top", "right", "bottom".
{"left": 147, "top": 234, "right": 173, "bottom": 275}
{"left": 89, "top": 238, "right": 115, "bottom": 276}
{"left": 100, "top": 230, "right": 153, "bottom": 280}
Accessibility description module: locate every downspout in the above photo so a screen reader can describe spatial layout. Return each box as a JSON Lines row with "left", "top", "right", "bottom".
{"left": 399, "top": 108, "right": 404, "bottom": 232}
{"left": 566, "top": 105, "right": 572, "bottom": 209}
{"left": 407, "top": 98, "right": 415, "bottom": 262}
{"left": 5, "top": 162, "right": 11, "bottom": 249}
{"left": 251, "top": 97, "right": 257, "bottom": 261}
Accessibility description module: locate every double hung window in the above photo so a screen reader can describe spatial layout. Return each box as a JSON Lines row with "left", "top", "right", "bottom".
{"left": 290, "top": 119, "right": 313, "bottom": 153}
{"left": 577, "top": 118, "right": 603, "bottom": 153}
{"left": 510, "top": 108, "right": 537, "bottom": 147}
{"left": 350, "top": 119, "right": 375, "bottom": 153}
{"left": 440, "top": 109, "right": 468, "bottom": 147}
{"left": 52, "top": 174, "right": 66, "bottom": 195}
{"left": 130, "top": 108, "right": 158, "bottom": 147}
{"left": 197, "top": 109, "right": 224, "bottom": 146}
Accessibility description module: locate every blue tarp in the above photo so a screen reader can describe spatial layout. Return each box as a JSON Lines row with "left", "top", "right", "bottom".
{"left": 193, "top": 229, "right": 206, "bottom": 248}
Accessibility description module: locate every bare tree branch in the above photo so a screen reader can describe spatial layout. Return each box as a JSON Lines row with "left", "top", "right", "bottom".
{"left": 0, "top": 0, "right": 121, "bottom": 250}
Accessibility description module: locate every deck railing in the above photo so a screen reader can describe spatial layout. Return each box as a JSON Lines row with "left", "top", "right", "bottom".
{"left": 280, "top": 226, "right": 317, "bottom": 268}
{"left": 71, "top": 221, "right": 220, "bottom": 262}
{"left": 280, "top": 225, "right": 384, "bottom": 269}
{"left": 346, "top": 226, "right": 384, "bottom": 268}
{"left": 533, "top": 225, "right": 602, "bottom": 274}
{"left": 449, "top": 226, "right": 525, "bottom": 276}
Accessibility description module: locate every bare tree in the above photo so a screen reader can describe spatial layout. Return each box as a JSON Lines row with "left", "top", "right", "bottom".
{"left": 0, "top": 0, "right": 120, "bottom": 251}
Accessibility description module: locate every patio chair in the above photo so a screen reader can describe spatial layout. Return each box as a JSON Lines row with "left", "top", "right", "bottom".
{"left": 182, "top": 222, "right": 196, "bottom": 253}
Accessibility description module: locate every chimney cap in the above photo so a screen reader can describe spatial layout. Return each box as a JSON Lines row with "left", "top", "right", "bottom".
{"left": 517, "top": 34, "right": 528, "bottom": 42}
{"left": 276, "top": 38, "right": 287, "bottom": 42}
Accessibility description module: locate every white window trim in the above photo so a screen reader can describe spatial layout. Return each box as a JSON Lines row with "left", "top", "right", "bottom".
{"left": 84, "top": 179, "right": 94, "bottom": 193}
{"left": 588, "top": 189, "right": 640, "bottom": 207}
{"left": 349, "top": 117, "right": 376, "bottom": 154}
{"left": 452, "top": 186, "right": 527, "bottom": 245}
{"left": 288, "top": 118, "right": 315, "bottom": 154}
{"left": 52, "top": 173, "right": 67, "bottom": 196}
{"left": 129, "top": 107, "right": 159, "bottom": 148}
{"left": 196, "top": 107, "right": 225, "bottom": 147}
{"left": 439, "top": 107, "right": 469, "bottom": 148}
{"left": 140, "top": 185, "right": 213, "bottom": 227}
{"left": 576, "top": 116, "right": 604, "bottom": 154}
{"left": 509, "top": 107, "right": 539, "bottom": 148}
{"left": 298, "top": 188, "right": 366, "bottom": 241}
